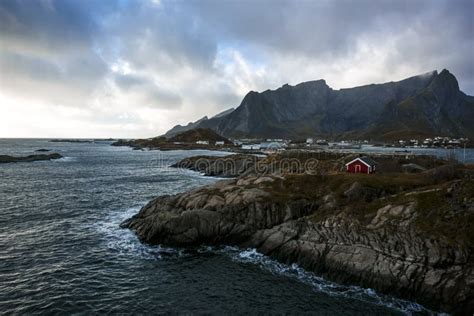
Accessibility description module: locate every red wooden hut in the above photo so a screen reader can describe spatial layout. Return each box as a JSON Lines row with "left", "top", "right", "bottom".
{"left": 345, "top": 157, "right": 377, "bottom": 174}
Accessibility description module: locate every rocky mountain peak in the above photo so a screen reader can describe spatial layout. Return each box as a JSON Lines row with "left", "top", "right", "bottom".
{"left": 428, "top": 68, "right": 461, "bottom": 104}
{"left": 164, "top": 69, "right": 473, "bottom": 139}
{"left": 433, "top": 69, "right": 459, "bottom": 89}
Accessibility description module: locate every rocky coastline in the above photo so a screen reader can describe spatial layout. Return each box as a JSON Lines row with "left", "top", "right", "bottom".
{"left": 111, "top": 128, "right": 239, "bottom": 152}
{"left": 0, "top": 153, "right": 63, "bottom": 163}
{"left": 122, "top": 152, "right": 474, "bottom": 314}
{"left": 111, "top": 139, "right": 233, "bottom": 151}
{"left": 49, "top": 139, "right": 94, "bottom": 143}
{"left": 170, "top": 154, "right": 262, "bottom": 177}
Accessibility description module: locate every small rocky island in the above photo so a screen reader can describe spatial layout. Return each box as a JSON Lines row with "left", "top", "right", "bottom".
{"left": 49, "top": 139, "right": 94, "bottom": 143}
{"left": 112, "top": 128, "right": 235, "bottom": 151}
{"left": 0, "top": 153, "right": 63, "bottom": 163}
{"left": 121, "top": 151, "right": 474, "bottom": 314}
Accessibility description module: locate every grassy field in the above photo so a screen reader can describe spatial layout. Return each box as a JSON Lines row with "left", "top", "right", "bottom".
{"left": 261, "top": 162, "right": 474, "bottom": 247}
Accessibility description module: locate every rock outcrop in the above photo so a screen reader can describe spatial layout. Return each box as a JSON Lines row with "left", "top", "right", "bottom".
{"left": 170, "top": 155, "right": 261, "bottom": 177}
{"left": 111, "top": 128, "right": 234, "bottom": 151}
{"left": 122, "top": 169, "right": 474, "bottom": 314}
{"left": 0, "top": 153, "right": 63, "bottom": 163}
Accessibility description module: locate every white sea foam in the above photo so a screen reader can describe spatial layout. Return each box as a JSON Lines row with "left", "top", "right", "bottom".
{"left": 51, "top": 156, "right": 77, "bottom": 162}
{"left": 93, "top": 206, "right": 184, "bottom": 260}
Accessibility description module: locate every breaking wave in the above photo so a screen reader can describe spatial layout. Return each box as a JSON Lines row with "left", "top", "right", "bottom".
{"left": 93, "top": 206, "right": 186, "bottom": 260}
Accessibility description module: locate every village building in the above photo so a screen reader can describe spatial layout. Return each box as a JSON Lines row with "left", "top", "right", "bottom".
{"left": 260, "top": 142, "right": 286, "bottom": 153}
{"left": 315, "top": 139, "right": 329, "bottom": 145}
{"left": 241, "top": 144, "right": 261, "bottom": 150}
{"left": 345, "top": 156, "right": 377, "bottom": 174}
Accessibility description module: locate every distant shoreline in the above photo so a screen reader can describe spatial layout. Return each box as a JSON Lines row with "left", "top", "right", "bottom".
{"left": 111, "top": 139, "right": 474, "bottom": 164}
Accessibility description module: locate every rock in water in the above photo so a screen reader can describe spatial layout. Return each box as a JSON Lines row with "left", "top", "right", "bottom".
{"left": 0, "top": 153, "right": 63, "bottom": 163}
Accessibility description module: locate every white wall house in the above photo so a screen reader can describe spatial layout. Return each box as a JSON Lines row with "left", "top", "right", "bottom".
{"left": 241, "top": 144, "right": 261, "bottom": 150}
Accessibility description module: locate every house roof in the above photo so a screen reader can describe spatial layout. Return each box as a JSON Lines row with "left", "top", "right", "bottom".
{"left": 345, "top": 156, "right": 377, "bottom": 167}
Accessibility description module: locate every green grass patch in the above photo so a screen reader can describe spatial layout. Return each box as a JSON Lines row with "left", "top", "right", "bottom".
{"left": 262, "top": 171, "right": 473, "bottom": 246}
{"left": 413, "top": 181, "right": 474, "bottom": 247}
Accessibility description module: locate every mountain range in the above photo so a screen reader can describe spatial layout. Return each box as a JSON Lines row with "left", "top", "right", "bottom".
{"left": 165, "top": 69, "right": 474, "bottom": 140}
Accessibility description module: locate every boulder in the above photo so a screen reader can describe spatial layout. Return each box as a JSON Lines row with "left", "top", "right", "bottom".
{"left": 0, "top": 153, "right": 63, "bottom": 163}
{"left": 343, "top": 181, "right": 381, "bottom": 202}
{"left": 402, "top": 163, "right": 426, "bottom": 173}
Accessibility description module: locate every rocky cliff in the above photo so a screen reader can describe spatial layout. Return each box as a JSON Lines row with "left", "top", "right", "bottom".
{"left": 122, "top": 154, "right": 474, "bottom": 314}
{"left": 366, "top": 70, "right": 474, "bottom": 140}
{"left": 164, "top": 116, "right": 209, "bottom": 138}
{"left": 165, "top": 108, "right": 235, "bottom": 138}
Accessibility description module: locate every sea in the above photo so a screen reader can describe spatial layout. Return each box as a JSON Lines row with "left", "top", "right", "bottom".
{"left": 2, "top": 139, "right": 467, "bottom": 314}
{"left": 328, "top": 144, "right": 474, "bottom": 164}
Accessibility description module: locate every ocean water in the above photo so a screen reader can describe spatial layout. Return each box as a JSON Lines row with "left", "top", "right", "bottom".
{"left": 0, "top": 139, "right": 434, "bottom": 315}
{"left": 335, "top": 144, "right": 474, "bottom": 163}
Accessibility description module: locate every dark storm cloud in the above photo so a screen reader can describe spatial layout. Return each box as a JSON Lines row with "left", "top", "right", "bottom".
{"left": 108, "top": 1, "right": 218, "bottom": 72}
{"left": 0, "top": 0, "right": 115, "bottom": 54}
{"left": 0, "top": 51, "right": 107, "bottom": 82}
{"left": 114, "top": 74, "right": 148, "bottom": 91}
{"left": 180, "top": 0, "right": 426, "bottom": 56}
{"left": 114, "top": 73, "right": 183, "bottom": 109}
{"left": 178, "top": 0, "right": 473, "bottom": 92}
{"left": 0, "top": 0, "right": 112, "bottom": 106}
{"left": 0, "top": 49, "right": 108, "bottom": 105}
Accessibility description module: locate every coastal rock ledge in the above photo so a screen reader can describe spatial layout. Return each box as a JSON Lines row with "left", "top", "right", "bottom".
{"left": 122, "top": 157, "right": 474, "bottom": 314}
{"left": 0, "top": 153, "right": 63, "bottom": 163}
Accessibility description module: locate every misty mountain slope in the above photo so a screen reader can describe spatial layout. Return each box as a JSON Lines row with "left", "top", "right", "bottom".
{"left": 165, "top": 116, "right": 209, "bottom": 138}
{"left": 164, "top": 69, "right": 473, "bottom": 140}
{"left": 165, "top": 108, "right": 236, "bottom": 138}
{"left": 322, "top": 71, "right": 438, "bottom": 133}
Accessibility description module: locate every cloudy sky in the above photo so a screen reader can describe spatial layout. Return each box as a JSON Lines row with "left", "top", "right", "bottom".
{"left": 0, "top": 0, "right": 473, "bottom": 138}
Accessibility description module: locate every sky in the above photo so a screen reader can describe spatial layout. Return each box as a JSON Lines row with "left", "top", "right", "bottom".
{"left": 0, "top": 0, "right": 473, "bottom": 138}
